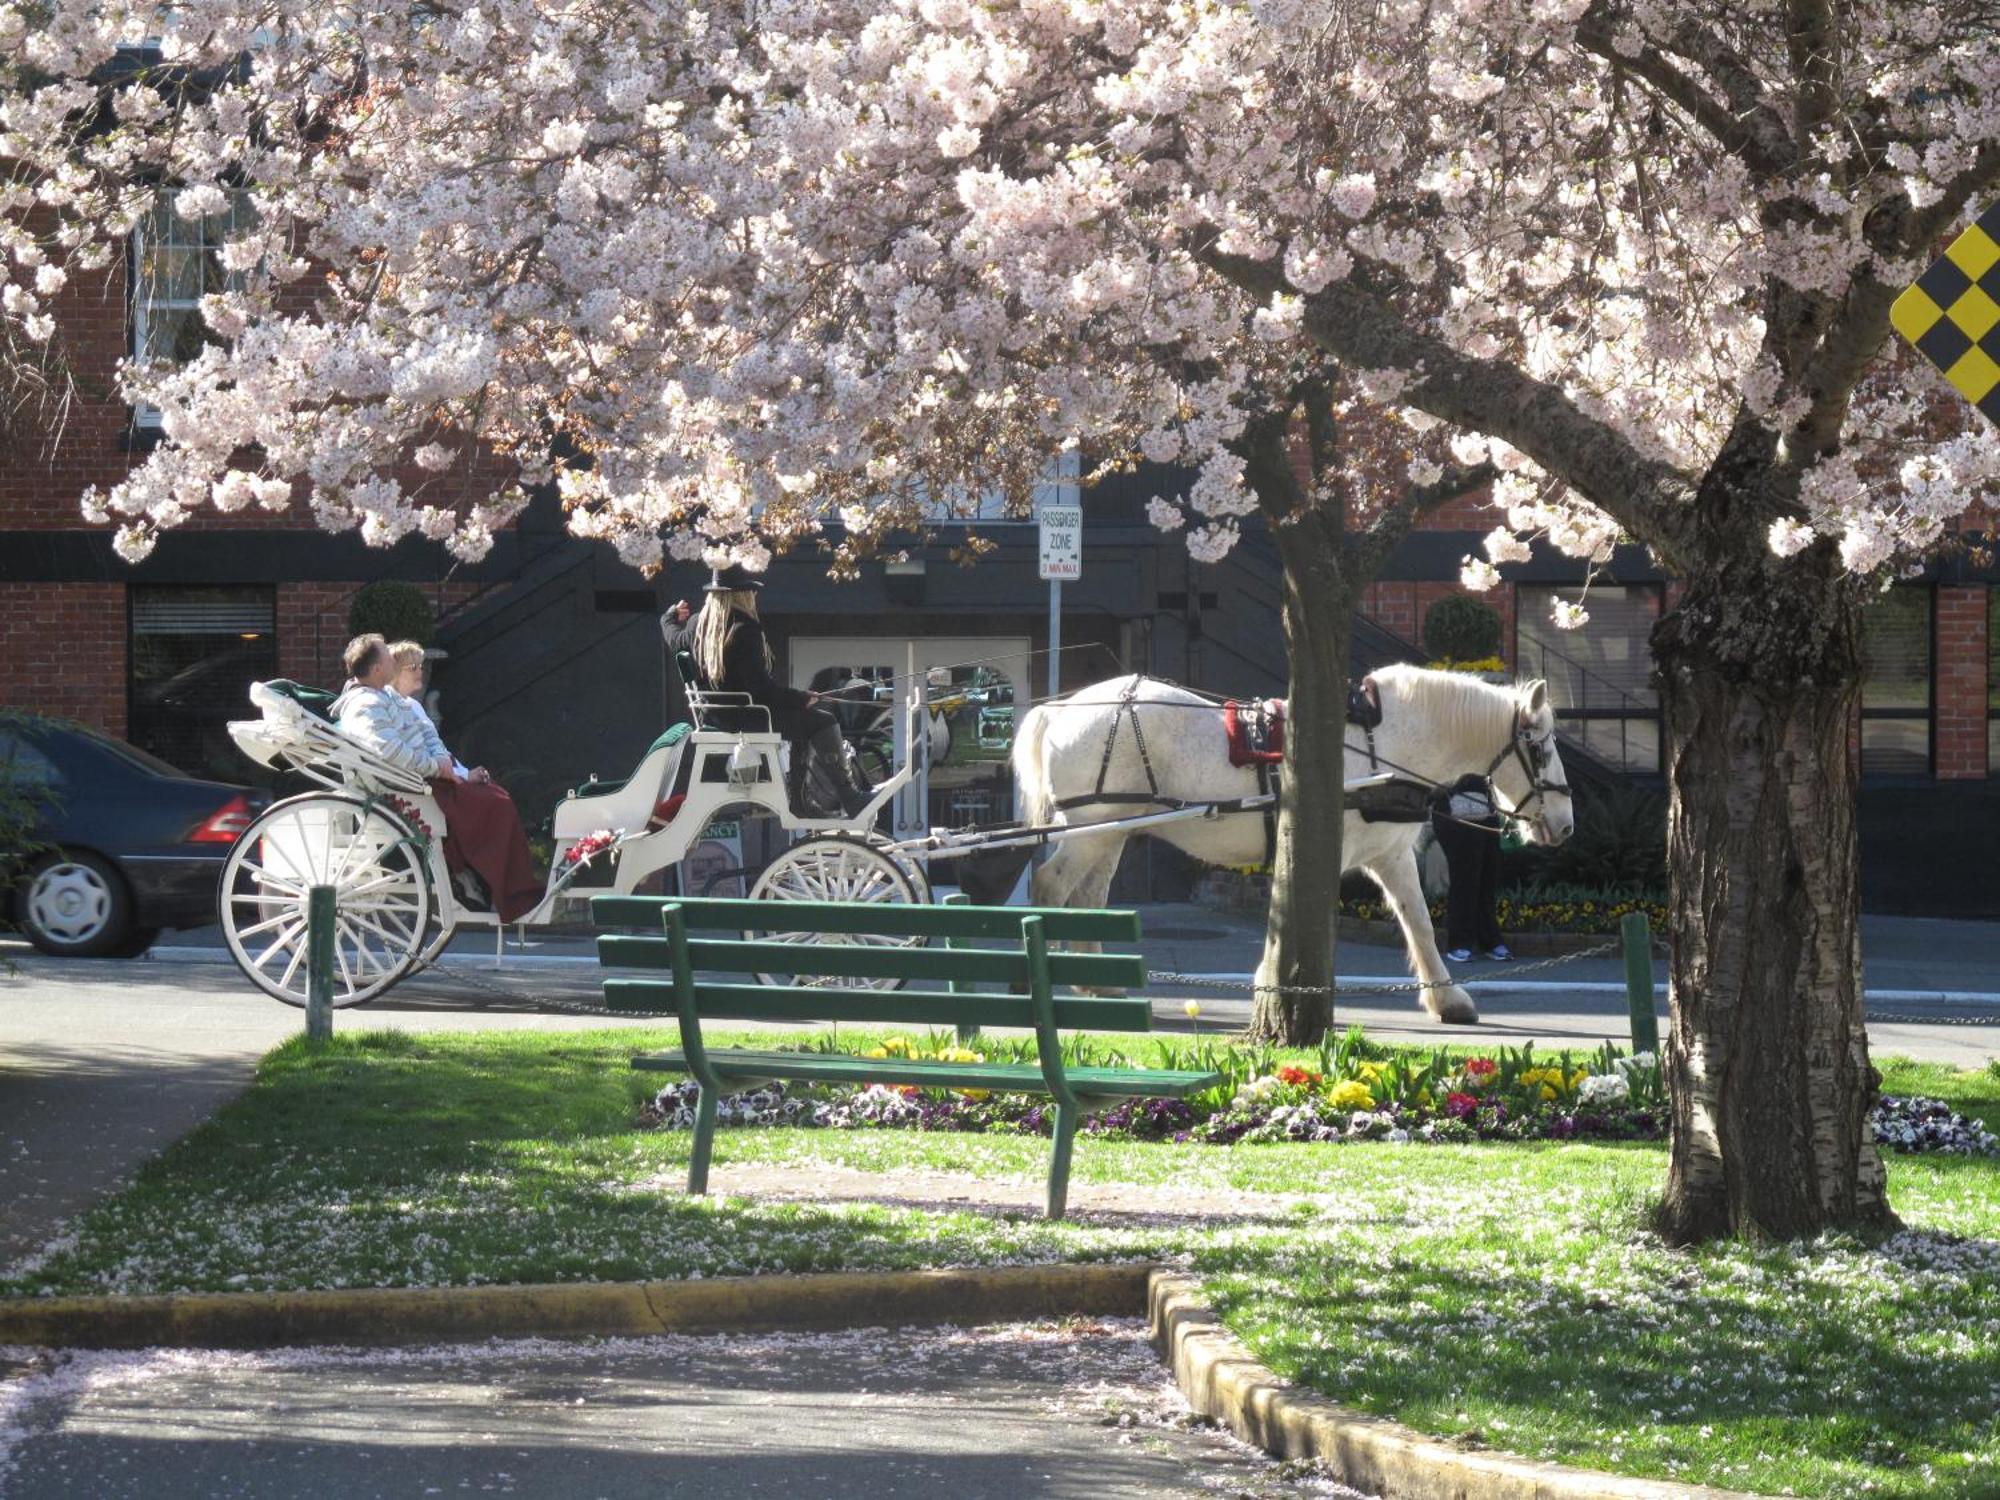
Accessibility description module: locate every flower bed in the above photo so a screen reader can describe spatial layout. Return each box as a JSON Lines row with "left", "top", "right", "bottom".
{"left": 1341, "top": 887, "right": 1667, "bottom": 935}
{"left": 642, "top": 1033, "right": 1999, "bottom": 1159}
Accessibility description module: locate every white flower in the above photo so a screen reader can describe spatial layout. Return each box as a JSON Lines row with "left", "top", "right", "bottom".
{"left": 1459, "top": 556, "right": 1502, "bottom": 591}
{"left": 936, "top": 124, "right": 981, "bottom": 159}
{"left": 1767, "top": 517, "right": 1815, "bottom": 558}
{"left": 1483, "top": 526, "right": 1533, "bottom": 565}
{"left": 1145, "top": 496, "right": 1184, "bottom": 531}
{"left": 1550, "top": 597, "right": 1590, "bottom": 630}
{"left": 1578, "top": 1073, "right": 1630, "bottom": 1107}
{"left": 112, "top": 524, "right": 156, "bottom": 563}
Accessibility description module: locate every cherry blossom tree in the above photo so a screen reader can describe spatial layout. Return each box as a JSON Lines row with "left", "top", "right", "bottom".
{"left": 5, "top": 0, "right": 1999, "bottom": 1241}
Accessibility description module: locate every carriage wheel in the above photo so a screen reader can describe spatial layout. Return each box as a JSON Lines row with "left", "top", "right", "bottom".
{"left": 747, "top": 832, "right": 928, "bottom": 990}
{"left": 220, "top": 794, "right": 432, "bottom": 1008}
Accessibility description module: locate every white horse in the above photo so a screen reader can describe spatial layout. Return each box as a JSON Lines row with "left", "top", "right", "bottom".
{"left": 1011, "top": 666, "right": 1575, "bottom": 1024}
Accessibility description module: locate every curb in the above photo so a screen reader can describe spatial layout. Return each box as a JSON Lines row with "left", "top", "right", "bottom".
{"left": 0, "top": 1262, "right": 1152, "bottom": 1351}
{"left": 1147, "top": 1272, "right": 1755, "bottom": 1500}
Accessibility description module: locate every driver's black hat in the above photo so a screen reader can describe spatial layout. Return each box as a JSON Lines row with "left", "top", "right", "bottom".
{"left": 703, "top": 564, "right": 766, "bottom": 593}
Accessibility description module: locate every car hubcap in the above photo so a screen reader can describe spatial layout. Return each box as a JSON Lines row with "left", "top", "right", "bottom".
{"left": 28, "top": 863, "right": 112, "bottom": 943}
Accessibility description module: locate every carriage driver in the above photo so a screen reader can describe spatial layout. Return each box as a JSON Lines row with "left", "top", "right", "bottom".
{"left": 330, "top": 633, "right": 543, "bottom": 923}
{"left": 664, "top": 565, "right": 872, "bottom": 818}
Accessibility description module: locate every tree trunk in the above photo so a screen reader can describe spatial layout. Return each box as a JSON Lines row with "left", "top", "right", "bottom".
{"left": 1248, "top": 509, "right": 1352, "bottom": 1044}
{"left": 1652, "top": 565, "right": 1895, "bottom": 1245}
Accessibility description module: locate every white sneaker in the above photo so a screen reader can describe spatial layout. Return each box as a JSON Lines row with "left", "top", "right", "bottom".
{"left": 1444, "top": 947, "right": 1472, "bottom": 963}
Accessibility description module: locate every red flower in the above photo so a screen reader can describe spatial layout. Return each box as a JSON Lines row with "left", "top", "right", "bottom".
{"left": 1464, "top": 1057, "right": 1498, "bottom": 1078}
{"left": 1444, "top": 1091, "right": 1478, "bottom": 1119}
{"left": 1276, "top": 1065, "right": 1322, "bottom": 1088}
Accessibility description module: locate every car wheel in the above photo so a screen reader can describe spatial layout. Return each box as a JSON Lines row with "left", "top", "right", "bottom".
{"left": 17, "top": 851, "right": 136, "bottom": 958}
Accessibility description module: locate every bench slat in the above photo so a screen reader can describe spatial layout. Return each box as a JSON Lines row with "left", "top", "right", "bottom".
{"left": 592, "top": 893, "right": 1140, "bottom": 944}
{"left": 632, "top": 1048, "right": 1221, "bottom": 1098}
{"left": 602, "top": 980, "right": 1152, "bottom": 1032}
{"left": 598, "top": 934, "right": 1147, "bottom": 990}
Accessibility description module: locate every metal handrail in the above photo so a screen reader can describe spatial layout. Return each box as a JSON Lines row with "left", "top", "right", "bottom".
{"left": 1518, "top": 634, "right": 1657, "bottom": 772}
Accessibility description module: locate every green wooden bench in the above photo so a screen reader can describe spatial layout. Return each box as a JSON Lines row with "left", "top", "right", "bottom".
{"left": 591, "top": 893, "right": 1221, "bottom": 1219}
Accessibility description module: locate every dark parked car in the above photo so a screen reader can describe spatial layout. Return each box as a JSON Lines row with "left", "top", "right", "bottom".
{"left": 1, "top": 715, "right": 268, "bottom": 958}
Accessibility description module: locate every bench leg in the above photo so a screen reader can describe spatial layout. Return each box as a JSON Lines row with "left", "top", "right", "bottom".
{"left": 1046, "top": 1103, "right": 1078, "bottom": 1220}
{"left": 687, "top": 1087, "right": 717, "bottom": 1196}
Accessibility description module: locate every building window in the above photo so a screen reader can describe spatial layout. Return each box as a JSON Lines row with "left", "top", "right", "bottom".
{"left": 128, "top": 586, "right": 278, "bottom": 782}
{"left": 130, "top": 192, "right": 251, "bottom": 424}
{"left": 1861, "top": 585, "right": 1932, "bottom": 776}
{"left": 1514, "top": 585, "right": 1662, "bottom": 775}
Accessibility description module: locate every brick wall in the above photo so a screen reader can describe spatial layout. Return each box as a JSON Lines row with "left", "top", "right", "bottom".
{"left": 0, "top": 583, "right": 128, "bottom": 733}
{"left": 1935, "top": 585, "right": 1987, "bottom": 780}
{"left": 277, "top": 580, "right": 484, "bottom": 688}
{"left": 1359, "top": 579, "right": 1517, "bottom": 666}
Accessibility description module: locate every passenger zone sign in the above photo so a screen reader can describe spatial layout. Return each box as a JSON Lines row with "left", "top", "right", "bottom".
{"left": 1038, "top": 505, "right": 1082, "bottom": 581}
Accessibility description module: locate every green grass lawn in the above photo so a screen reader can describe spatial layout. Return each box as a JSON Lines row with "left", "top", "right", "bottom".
{"left": 4, "top": 1029, "right": 1996, "bottom": 1499}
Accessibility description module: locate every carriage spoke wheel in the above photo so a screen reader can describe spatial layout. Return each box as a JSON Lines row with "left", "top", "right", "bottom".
{"left": 220, "top": 795, "right": 432, "bottom": 1008}
{"left": 747, "top": 833, "right": 927, "bottom": 990}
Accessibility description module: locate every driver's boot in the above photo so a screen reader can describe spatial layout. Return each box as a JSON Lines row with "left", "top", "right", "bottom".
{"left": 810, "top": 723, "right": 872, "bottom": 818}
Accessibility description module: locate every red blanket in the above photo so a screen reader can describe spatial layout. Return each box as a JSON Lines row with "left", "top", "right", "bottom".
{"left": 1223, "top": 698, "right": 1286, "bottom": 767}
{"left": 429, "top": 777, "right": 542, "bottom": 922}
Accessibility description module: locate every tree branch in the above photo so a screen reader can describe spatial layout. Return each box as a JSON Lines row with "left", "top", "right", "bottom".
{"left": 1200, "top": 243, "right": 1697, "bottom": 563}
{"left": 1575, "top": 7, "right": 1794, "bottom": 181}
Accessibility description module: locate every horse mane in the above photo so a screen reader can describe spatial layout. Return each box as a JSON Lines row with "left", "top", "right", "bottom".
{"left": 1368, "top": 663, "right": 1518, "bottom": 760}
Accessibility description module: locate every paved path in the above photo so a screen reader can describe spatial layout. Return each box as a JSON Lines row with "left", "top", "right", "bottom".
{"left": 0, "top": 1321, "right": 1367, "bottom": 1500}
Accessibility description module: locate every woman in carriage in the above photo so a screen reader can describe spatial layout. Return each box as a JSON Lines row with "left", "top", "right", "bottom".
{"left": 328, "top": 633, "right": 543, "bottom": 922}
{"left": 664, "top": 565, "right": 872, "bottom": 818}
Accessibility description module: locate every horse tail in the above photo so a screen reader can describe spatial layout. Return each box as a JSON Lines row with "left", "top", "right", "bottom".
{"left": 1012, "top": 701, "right": 1056, "bottom": 826}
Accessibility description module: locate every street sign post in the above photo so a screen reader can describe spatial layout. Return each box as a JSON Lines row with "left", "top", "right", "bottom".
{"left": 1038, "top": 502, "right": 1082, "bottom": 701}
{"left": 1891, "top": 200, "right": 2000, "bottom": 426}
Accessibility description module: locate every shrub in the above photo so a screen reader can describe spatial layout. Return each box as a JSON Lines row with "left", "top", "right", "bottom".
{"left": 1422, "top": 594, "right": 1502, "bottom": 663}
{"left": 1510, "top": 780, "right": 1667, "bottom": 889}
{"left": 347, "top": 581, "right": 435, "bottom": 647}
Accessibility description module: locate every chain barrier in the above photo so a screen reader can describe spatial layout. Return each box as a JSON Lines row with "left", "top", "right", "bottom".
{"left": 1143, "top": 939, "right": 1622, "bottom": 998}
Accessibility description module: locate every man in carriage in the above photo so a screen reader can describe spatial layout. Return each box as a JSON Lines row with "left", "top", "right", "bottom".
{"left": 329, "top": 633, "right": 543, "bottom": 923}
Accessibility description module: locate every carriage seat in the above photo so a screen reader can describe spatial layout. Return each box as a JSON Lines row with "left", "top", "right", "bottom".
{"left": 551, "top": 722, "right": 699, "bottom": 838}
{"left": 228, "top": 680, "right": 433, "bottom": 798}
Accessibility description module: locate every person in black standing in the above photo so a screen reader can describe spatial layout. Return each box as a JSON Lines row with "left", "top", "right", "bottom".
{"left": 663, "top": 565, "right": 871, "bottom": 817}
{"left": 1429, "top": 774, "right": 1513, "bottom": 964}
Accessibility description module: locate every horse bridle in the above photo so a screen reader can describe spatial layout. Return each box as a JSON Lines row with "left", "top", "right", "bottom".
{"left": 1484, "top": 721, "right": 1568, "bottom": 832}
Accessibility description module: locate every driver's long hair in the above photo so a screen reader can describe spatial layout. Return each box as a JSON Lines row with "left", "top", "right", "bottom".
{"left": 693, "top": 589, "right": 773, "bottom": 685}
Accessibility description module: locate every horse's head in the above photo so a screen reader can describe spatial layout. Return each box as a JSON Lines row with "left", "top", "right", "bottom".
{"left": 1488, "top": 679, "right": 1574, "bottom": 846}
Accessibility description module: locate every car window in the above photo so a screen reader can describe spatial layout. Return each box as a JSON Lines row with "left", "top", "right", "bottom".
{"left": 0, "top": 731, "right": 63, "bottom": 789}
{"left": 75, "top": 726, "right": 186, "bottom": 778}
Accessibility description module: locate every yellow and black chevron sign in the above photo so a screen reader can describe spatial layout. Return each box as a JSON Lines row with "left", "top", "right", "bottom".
{"left": 1891, "top": 201, "right": 2000, "bottom": 425}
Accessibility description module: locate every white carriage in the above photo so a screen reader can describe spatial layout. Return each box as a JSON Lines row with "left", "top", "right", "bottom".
{"left": 219, "top": 677, "right": 929, "bottom": 1007}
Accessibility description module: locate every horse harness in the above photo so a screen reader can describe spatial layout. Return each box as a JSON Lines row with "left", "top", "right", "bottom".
{"left": 1044, "top": 674, "right": 1566, "bottom": 862}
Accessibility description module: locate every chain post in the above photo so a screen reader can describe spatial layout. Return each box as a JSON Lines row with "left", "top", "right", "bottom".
{"left": 1620, "top": 911, "right": 1658, "bottom": 1057}
{"left": 306, "top": 884, "right": 335, "bottom": 1041}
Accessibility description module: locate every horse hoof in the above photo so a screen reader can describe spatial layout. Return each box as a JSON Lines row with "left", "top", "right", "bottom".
{"left": 1428, "top": 985, "right": 1480, "bottom": 1025}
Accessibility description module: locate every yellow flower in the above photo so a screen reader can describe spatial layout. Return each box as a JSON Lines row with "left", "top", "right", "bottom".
{"left": 1570, "top": 1068, "right": 1590, "bottom": 1089}
{"left": 1357, "top": 1061, "right": 1385, "bottom": 1081}
{"left": 883, "top": 1037, "right": 911, "bottom": 1057}
{"left": 1540, "top": 1084, "right": 1558, "bottom": 1101}
{"left": 1329, "top": 1080, "right": 1375, "bottom": 1111}
{"left": 863, "top": 1047, "right": 888, "bottom": 1059}
{"left": 1184, "top": 1000, "right": 1201, "bottom": 1019}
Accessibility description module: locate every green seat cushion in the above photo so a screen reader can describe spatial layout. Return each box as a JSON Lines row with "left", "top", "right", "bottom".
{"left": 264, "top": 679, "right": 338, "bottom": 721}
{"left": 574, "top": 723, "right": 693, "bottom": 799}
{"left": 632, "top": 1049, "right": 1221, "bottom": 1098}
{"left": 648, "top": 722, "right": 693, "bottom": 756}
